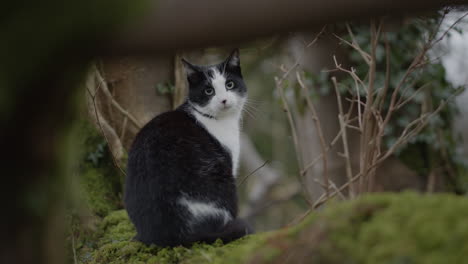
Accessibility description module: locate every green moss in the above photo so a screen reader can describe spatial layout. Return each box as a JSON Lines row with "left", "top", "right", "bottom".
{"left": 183, "top": 233, "right": 275, "bottom": 264}
{"left": 77, "top": 119, "right": 123, "bottom": 216}
{"left": 248, "top": 192, "right": 468, "bottom": 264}
{"left": 66, "top": 119, "right": 124, "bottom": 262}
{"left": 77, "top": 193, "right": 468, "bottom": 264}
{"left": 351, "top": 194, "right": 468, "bottom": 264}
{"left": 76, "top": 210, "right": 273, "bottom": 264}
{"left": 78, "top": 167, "right": 118, "bottom": 216}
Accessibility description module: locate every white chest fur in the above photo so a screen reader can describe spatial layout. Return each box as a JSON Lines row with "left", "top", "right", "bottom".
{"left": 193, "top": 111, "right": 241, "bottom": 177}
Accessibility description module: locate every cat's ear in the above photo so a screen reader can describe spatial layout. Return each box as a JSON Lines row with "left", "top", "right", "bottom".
{"left": 181, "top": 58, "right": 203, "bottom": 84}
{"left": 181, "top": 58, "right": 199, "bottom": 76}
{"left": 224, "top": 49, "right": 240, "bottom": 68}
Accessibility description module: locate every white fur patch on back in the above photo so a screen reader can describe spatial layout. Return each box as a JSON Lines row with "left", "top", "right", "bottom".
{"left": 178, "top": 197, "right": 232, "bottom": 226}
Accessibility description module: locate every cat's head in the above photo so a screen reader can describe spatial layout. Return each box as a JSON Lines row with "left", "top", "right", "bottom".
{"left": 182, "top": 49, "right": 247, "bottom": 119}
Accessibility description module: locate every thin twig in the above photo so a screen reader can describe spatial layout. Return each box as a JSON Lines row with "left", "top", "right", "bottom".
{"left": 238, "top": 160, "right": 269, "bottom": 186}
{"left": 395, "top": 82, "right": 431, "bottom": 110}
{"left": 94, "top": 67, "right": 143, "bottom": 129}
{"left": 363, "top": 20, "right": 379, "bottom": 192}
{"left": 274, "top": 28, "right": 327, "bottom": 206}
{"left": 337, "top": 24, "right": 372, "bottom": 65}
{"left": 296, "top": 71, "right": 330, "bottom": 198}
{"left": 332, "top": 56, "right": 367, "bottom": 88}
{"left": 246, "top": 185, "right": 301, "bottom": 219}
{"left": 286, "top": 208, "right": 312, "bottom": 227}
{"left": 276, "top": 76, "right": 313, "bottom": 206}
{"left": 353, "top": 71, "right": 363, "bottom": 130}
{"left": 332, "top": 77, "right": 355, "bottom": 197}
{"left": 429, "top": 11, "right": 468, "bottom": 50}
{"left": 71, "top": 231, "right": 78, "bottom": 264}
{"left": 120, "top": 116, "right": 128, "bottom": 141}
{"left": 311, "top": 11, "right": 465, "bottom": 208}
{"left": 313, "top": 178, "right": 346, "bottom": 200}
{"left": 376, "top": 90, "right": 461, "bottom": 168}
{"left": 378, "top": 12, "right": 457, "bottom": 137}
{"left": 86, "top": 74, "right": 127, "bottom": 177}
{"left": 277, "top": 27, "right": 327, "bottom": 83}
{"left": 301, "top": 129, "right": 343, "bottom": 175}
{"left": 377, "top": 32, "right": 391, "bottom": 111}
{"left": 313, "top": 172, "right": 362, "bottom": 209}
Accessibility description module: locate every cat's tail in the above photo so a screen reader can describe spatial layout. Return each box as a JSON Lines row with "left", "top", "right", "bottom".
{"left": 184, "top": 218, "right": 254, "bottom": 246}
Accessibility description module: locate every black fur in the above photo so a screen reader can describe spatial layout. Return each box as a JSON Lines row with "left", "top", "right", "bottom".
{"left": 125, "top": 50, "right": 253, "bottom": 247}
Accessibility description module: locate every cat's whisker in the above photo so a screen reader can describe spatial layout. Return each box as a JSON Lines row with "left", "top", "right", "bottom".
{"left": 244, "top": 103, "right": 263, "bottom": 112}
{"left": 243, "top": 104, "right": 259, "bottom": 113}
{"left": 234, "top": 104, "right": 253, "bottom": 118}
{"left": 244, "top": 104, "right": 257, "bottom": 113}
{"left": 240, "top": 106, "right": 257, "bottom": 120}
{"left": 242, "top": 102, "right": 266, "bottom": 118}
{"left": 242, "top": 101, "right": 259, "bottom": 110}
{"left": 245, "top": 99, "right": 262, "bottom": 108}
{"left": 245, "top": 98, "right": 263, "bottom": 103}
{"left": 242, "top": 111, "right": 256, "bottom": 120}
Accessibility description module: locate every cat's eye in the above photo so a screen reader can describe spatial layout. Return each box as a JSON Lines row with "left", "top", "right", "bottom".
{"left": 204, "top": 88, "right": 214, "bottom": 95}
{"left": 226, "top": 81, "right": 235, "bottom": 90}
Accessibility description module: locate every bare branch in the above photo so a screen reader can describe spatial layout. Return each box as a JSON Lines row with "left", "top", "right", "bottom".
{"left": 313, "top": 178, "right": 347, "bottom": 200}
{"left": 378, "top": 93, "right": 458, "bottom": 166}
{"left": 345, "top": 23, "right": 372, "bottom": 64}
{"left": 429, "top": 11, "right": 468, "bottom": 49}
{"left": 86, "top": 69, "right": 127, "bottom": 177}
{"left": 274, "top": 28, "right": 327, "bottom": 206}
{"left": 332, "top": 77, "right": 356, "bottom": 197}
{"left": 240, "top": 133, "right": 282, "bottom": 217}
{"left": 309, "top": 10, "right": 466, "bottom": 208}
{"left": 238, "top": 160, "right": 269, "bottom": 187}
{"left": 332, "top": 56, "right": 367, "bottom": 89}
{"left": 296, "top": 71, "right": 330, "bottom": 198}
{"left": 301, "top": 129, "right": 343, "bottom": 175}
{"left": 377, "top": 32, "right": 391, "bottom": 111}
{"left": 395, "top": 82, "right": 431, "bottom": 110}
{"left": 120, "top": 116, "right": 128, "bottom": 141}
{"left": 277, "top": 27, "right": 326, "bottom": 83}
{"left": 94, "top": 67, "right": 143, "bottom": 129}
{"left": 313, "top": 172, "right": 363, "bottom": 208}
{"left": 71, "top": 231, "right": 78, "bottom": 264}
{"left": 275, "top": 76, "right": 313, "bottom": 206}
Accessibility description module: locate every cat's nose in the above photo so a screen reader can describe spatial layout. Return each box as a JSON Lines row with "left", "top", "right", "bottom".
{"left": 221, "top": 99, "right": 227, "bottom": 104}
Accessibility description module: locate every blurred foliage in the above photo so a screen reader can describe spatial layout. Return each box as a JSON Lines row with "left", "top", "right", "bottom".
{"left": 300, "top": 15, "right": 467, "bottom": 192}
{"left": 156, "top": 82, "right": 175, "bottom": 95}
{"left": 273, "top": 192, "right": 468, "bottom": 264}
{"left": 3, "top": 1, "right": 151, "bottom": 262}
{"left": 67, "top": 118, "right": 126, "bottom": 262}
{"left": 74, "top": 192, "right": 468, "bottom": 264}
{"left": 77, "top": 119, "right": 124, "bottom": 217}
{"left": 0, "top": 0, "right": 148, "bottom": 122}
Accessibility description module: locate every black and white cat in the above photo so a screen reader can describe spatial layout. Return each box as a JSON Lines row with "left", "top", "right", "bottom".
{"left": 124, "top": 49, "right": 253, "bottom": 247}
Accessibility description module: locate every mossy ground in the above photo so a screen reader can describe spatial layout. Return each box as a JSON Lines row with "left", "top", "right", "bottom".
{"left": 73, "top": 192, "right": 468, "bottom": 264}
{"left": 74, "top": 209, "right": 272, "bottom": 264}
{"left": 76, "top": 119, "right": 124, "bottom": 216}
